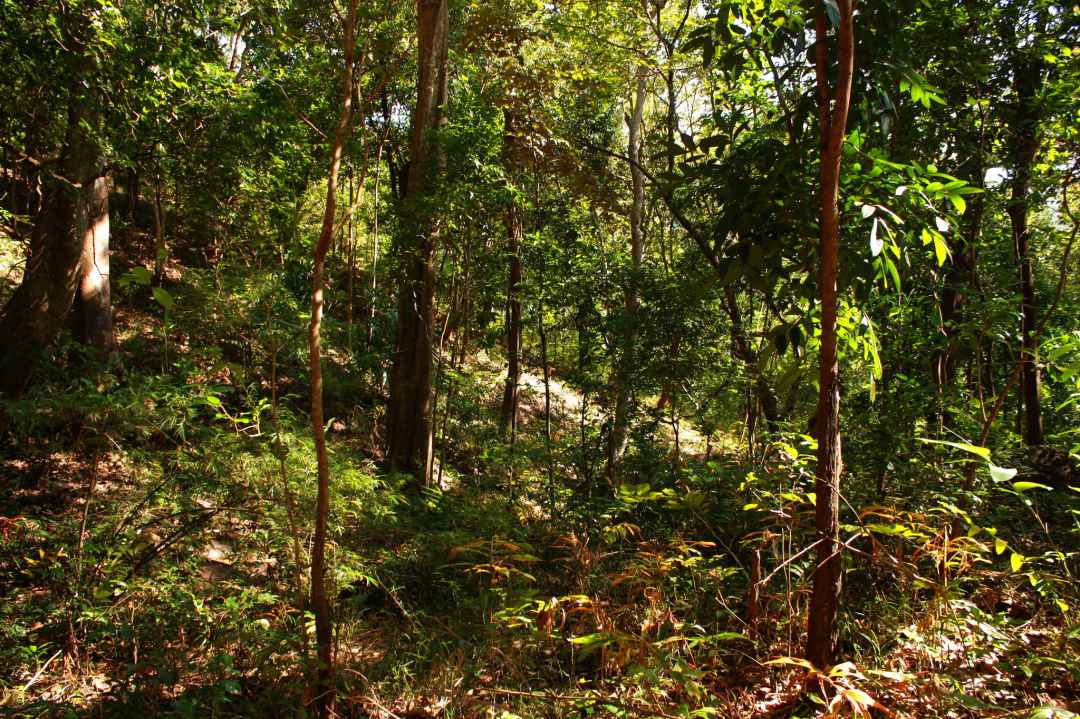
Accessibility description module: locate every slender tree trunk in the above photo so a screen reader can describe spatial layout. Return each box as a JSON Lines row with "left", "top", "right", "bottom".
{"left": 307, "top": 3, "right": 359, "bottom": 716}
{"left": 1008, "top": 50, "right": 1044, "bottom": 446}
{"left": 125, "top": 168, "right": 138, "bottom": 220}
{"left": 934, "top": 107, "right": 987, "bottom": 433}
{"left": 607, "top": 65, "right": 647, "bottom": 479}
{"left": 499, "top": 111, "right": 524, "bottom": 439}
{"left": 152, "top": 169, "right": 166, "bottom": 283}
{"left": 347, "top": 164, "right": 356, "bottom": 337}
{"left": 387, "top": 0, "right": 449, "bottom": 486}
{"left": 540, "top": 307, "right": 554, "bottom": 510}
{"left": 723, "top": 286, "right": 781, "bottom": 431}
{"left": 369, "top": 141, "right": 383, "bottom": 348}
{"left": 806, "top": 0, "right": 855, "bottom": 671}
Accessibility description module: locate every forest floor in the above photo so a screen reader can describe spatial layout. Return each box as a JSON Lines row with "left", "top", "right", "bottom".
{"left": 2, "top": 241, "right": 1079, "bottom": 718}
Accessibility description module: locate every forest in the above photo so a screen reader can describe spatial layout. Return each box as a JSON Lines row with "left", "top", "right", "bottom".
{"left": 1, "top": 0, "right": 1079, "bottom": 717}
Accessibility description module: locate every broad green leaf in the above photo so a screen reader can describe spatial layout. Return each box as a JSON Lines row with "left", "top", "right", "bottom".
{"left": 153, "top": 286, "right": 176, "bottom": 310}
{"left": 918, "top": 438, "right": 991, "bottom": 460}
{"left": 934, "top": 234, "right": 949, "bottom": 266}
{"left": 1012, "top": 481, "right": 1052, "bottom": 492}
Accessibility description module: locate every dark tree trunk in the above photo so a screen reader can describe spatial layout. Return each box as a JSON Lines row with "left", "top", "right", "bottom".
{"left": 806, "top": 0, "right": 855, "bottom": 671}
{"left": 499, "top": 111, "right": 523, "bottom": 439}
{"left": 152, "top": 168, "right": 166, "bottom": 283}
{"left": 1008, "top": 49, "right": 1044, "bottom": 446}
{"left": 125, "top": 168, "right": 138, "bottom": 220}
{"left": 933, "top": 121, "right": 986, "bottom": 433}
{"left": 387, "top": 0, "right": 449, "bottom": 486}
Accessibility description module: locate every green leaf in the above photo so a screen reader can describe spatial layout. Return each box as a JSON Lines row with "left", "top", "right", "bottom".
{"left": 994, "top": 538, "right": 1007, "bottom": 555}
{"left": 1010, "top": 551, "right": 1025, "bottom": 572}
{"left": 571, "top": 632, "right": 614, "bottom": 647}
{"left": 152, "top": 287, "right": 175, "bottom": 310}
{"left": 120, "top": 266, "right": 153, "bottom": 287}
{"left": 1012, "top": 481, "right": 1052, "bottom": 493}
{"left": 933, "top": 234, "right": 949, "bottom": 266}
{"left": 918, "top": 438, "right": 990, "bottom": 460}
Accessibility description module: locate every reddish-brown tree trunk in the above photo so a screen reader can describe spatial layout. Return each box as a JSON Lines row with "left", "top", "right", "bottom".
{"left": 307, "top": 3, "right": 359, "bottom": 716}
{"left": 387, "top": 0, "right": 449, "bottom": 485}
{"left": 806, "top": 0, "right": 855, "bottom": 671}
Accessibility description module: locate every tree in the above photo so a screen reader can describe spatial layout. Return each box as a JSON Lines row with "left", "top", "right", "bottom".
{"left": 0, "top": 6, "right": 110, "bottom": 396}
{"left": 499, "top": 110, "right": 524, "bottom": 440}
{"left": 307, "top": 1, "right": 360, "bottom": 714}
{"left": 805, "top": 0, "right": 856, "bottom": 670}
{"left": 607, "top": 64, "right": 647, "bottom": 479}
{"left": 1007, "top": 7, "right": 1047, "bottom": 447}
{"left": 387, "top": 0, "right": 450, "bottom": 485}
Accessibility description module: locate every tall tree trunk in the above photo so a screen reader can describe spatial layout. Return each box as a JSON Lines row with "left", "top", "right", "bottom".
{"left": 0, "top": 32, "right": 104, "bottom": 397}
{"left": 307, "top": 3, "right": 358, "bottom": 716}
{"left": 387, "top": 0, "right": 449, "bottom": 486}
{"left": 499, "top": 111, "right": 524, "bottom": 439}
{"left": 347, "top": 164, "right": 356, "bottom": 337}
{"left": 1008, "top": 49, "right": 1044, "bottom": 446}
{"left": 805, "top": 0, "right": 855, "bottom": 671}
{"left": 369, "top": 140, "right": 383, "bottom": 348}
{"left": 607, "top": 65, "right": 647, "bottom": 479}
{"left": 152, "top": 168, "right": 166, "bottom": 283}
{"left": 723, "top": 286, "right": 782, "bottom": 431}
{"left": 125, "top": 168, "right": 138, "bottom": 220}
{"left": 934, "top": 103, "right": 988, "bottom": 433}
{"left": 74, "top": 172, "right": 114, "bottom": 358}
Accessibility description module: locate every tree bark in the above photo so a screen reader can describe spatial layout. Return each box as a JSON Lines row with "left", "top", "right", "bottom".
{"left": 152, "top": 167, "right": 166, "bottom": 283}
{"left": 499, "top": 111, "right": 523, "bottom": 439}
{"left": 307, "top": 2, "right": 359, "bottom": 716}
{"left": 387, "top": 0, "right": 449, "bottom": 486}
{"left": 607, "top": 65, "right": 647, "bottom": 479}
{"left": 805, "top": 0, "right": 855, "bottom": 671}
{"left": 1008, "top": 49, "right": 1044, "bottom": 446}
{"left": 73, "top": 172, "right": 115, "bottom": 358}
